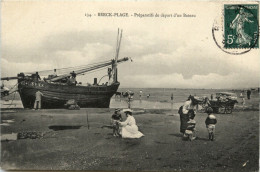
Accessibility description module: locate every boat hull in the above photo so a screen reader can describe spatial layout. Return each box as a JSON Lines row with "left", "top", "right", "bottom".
{"left": 18, "top": 80, "right": 119, "bottom": 109}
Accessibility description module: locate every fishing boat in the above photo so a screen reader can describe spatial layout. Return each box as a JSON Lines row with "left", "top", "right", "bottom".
{"left": 1, "top": 29, "right": 131, "bottom": 109}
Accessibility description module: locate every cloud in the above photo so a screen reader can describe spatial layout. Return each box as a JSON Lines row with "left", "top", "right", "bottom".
{"left": 121, "top": 41, "right": 255, "bottom": 80}
{"left": 1, "top": 29, "right": 259, "bottom": 89}
{"left": 120, "top": 72, "right": 259, "bottom": 89}
{"left": 1, "top": 31, "right": 116, "bottom": 77}
{"left": 1, "top": 1, "right": 259, "bottom": 89}
{"left": 1, "top": 58, "right": 52, "bottom": 77}
{"left": 1, "top": 31, "right": 115, "bottom": 64}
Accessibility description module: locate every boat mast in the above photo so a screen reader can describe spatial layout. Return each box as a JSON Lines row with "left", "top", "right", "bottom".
{"left": 113, "top": 28, "right": 123, "bottom": 83}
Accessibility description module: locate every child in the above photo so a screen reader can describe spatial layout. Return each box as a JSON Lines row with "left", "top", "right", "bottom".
{"left": 242, "top": 97, "right": 245, "bottom": 110}
{"left": 205, "top": 107, "right": 217, "bottom": 141}
{"left": 184, "top": 110, "right": 196, "bottom": 141}
{"left": 111, "top": 109, "right": 122, "bottom": 137}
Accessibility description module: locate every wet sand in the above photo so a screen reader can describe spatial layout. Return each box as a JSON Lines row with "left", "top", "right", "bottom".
{"left": 1, "top": 97, "right": 259, "bottom": 171}
{"left": 0, "top": 98, "right": 183, "bottom": 110}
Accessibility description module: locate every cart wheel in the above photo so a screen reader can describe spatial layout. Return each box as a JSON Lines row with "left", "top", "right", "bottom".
{"left": 225, "top": 108, "right": 232, "bottom": 114}
{"left": 200, "top": 105, "right": 206, "bottom": 113}
{"left": 202, "top": 107, "right": 208, "bottom": 113}
{"left": 212, "top": 107, "right": 218, "bottom": 113}
{"left": 218, "top": 107, "right": 225, "bottom": 114}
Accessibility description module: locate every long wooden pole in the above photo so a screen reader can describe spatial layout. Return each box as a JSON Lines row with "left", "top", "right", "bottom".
{"left": 116, "top": 30, "right": 123, "bottom": 62}
{"left": 49, "top": 57, "right": 129, "bottom": 82}
{"left": 86, "top": 111, "right": 89, "bottom": 129}
{"left": 1, "top": 77, "right": 19, "bottom": 81}
{"left": 111, "top": 28, "right": 120, "bottom": 83}
{"left": 114, "top": 29, "right": 123, "bottom": 82}
{"left": 115, "top": 28, "right": 120, "bottom": 60}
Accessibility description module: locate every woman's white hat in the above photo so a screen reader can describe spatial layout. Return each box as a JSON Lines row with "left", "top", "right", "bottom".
{"left": 122, "top": 109, "right": 133, "bottom": 113}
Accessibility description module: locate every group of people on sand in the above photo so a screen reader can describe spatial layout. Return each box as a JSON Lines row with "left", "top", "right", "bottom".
{"left": 179, "top": 95, "right": 217, "bottom": 141}
{"left": 110, "top": 95, "right": 217, "bottom": 141}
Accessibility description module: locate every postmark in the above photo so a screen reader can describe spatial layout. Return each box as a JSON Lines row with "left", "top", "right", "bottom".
{"left": 212, "top": 4, "right": 259, "bottom": 55}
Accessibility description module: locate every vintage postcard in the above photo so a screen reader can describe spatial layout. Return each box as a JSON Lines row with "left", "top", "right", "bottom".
{"left": 0, "top": 1, "right": 259, "bottom": 172}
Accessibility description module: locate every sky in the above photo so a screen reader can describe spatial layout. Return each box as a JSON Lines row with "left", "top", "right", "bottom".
{"left": 1, "top": 1, "right": 259, "bottom": 89}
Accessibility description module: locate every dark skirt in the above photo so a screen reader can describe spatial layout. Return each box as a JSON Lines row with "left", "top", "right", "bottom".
{"left": 179, "top": 106, "right": 189, "bottom": 133}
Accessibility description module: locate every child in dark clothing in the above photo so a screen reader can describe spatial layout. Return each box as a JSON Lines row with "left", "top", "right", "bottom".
{"left": 184, "top": 110, "right": 196, "bottom": 141}
{"left": 205, "top": 107, "right": 217, "bottom": 141}
{"left": 111, "top": 109, "right": 122, "bottom": 137}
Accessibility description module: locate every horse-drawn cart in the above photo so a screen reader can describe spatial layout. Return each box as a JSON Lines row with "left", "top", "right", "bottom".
{"left": 209, "top": 92, "right": 238, "bottom": 114}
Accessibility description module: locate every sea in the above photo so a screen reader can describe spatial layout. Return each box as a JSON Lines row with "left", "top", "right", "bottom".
{"left": 1, "top": 88, "right": 242, "bottom": 110}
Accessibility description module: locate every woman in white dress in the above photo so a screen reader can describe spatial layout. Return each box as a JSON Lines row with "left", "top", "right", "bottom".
{"left": 118, "top": 109, "right": 144, "bottom": 139}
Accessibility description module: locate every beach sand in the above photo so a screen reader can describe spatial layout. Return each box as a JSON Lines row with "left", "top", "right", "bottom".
{"left": 1, "top": 93, "right": 259, "bottom": 171}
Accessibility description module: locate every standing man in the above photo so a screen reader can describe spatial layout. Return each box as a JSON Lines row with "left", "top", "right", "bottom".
{"left": 247, "top": 89, "right": 251, "bottom": 100}
{"left": 139, "top": 90, "right": 143, "bottom": 99}
{"left": 127, "top": 93, "right": 132, "bottom": 108}
{"left": 53, "top": 69, "right": 57, "bottom": 77}
{"left": 34, "top": 91, "right": 43, "bottom": 110}
{"left": 33, "top": 72, "right": 41, "bottom": 82}
{"left": 108, "top": 68, "right": 112, "bottom": 80}
{"left": 71, "top": 71, "right": 76, "bottom": 78}
{"left": 171, "top": 93, "right": 174, "bottom": 101}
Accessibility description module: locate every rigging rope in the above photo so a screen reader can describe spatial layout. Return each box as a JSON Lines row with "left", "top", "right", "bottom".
{"left": 1, "top": 82, "right": 19, "bottom": 98}
{"left": 5, "top": 91, "right": 17, "bottom": 108}
{"left": 1, "top": 81, "right": 20, "bottom": 108}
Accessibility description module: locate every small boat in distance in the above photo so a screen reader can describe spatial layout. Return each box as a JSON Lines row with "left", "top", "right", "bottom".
{"left": 1, "top": 29, "right": 131, "bottom": 109}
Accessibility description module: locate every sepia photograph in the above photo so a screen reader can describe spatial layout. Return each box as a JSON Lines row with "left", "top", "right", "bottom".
{"left": 0, "top": 1, "right": 259, "bottom": 171}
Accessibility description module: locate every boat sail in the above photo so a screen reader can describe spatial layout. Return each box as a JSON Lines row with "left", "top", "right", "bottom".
{"left": 1, "top": 29, "right": 131, "bottom": 109}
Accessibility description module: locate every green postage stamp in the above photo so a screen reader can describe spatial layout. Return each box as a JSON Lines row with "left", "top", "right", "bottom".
{"left": 224, "top": 4, "right": 259, "bottom": 49}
